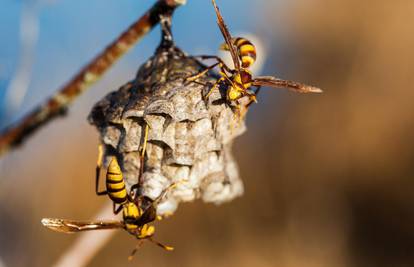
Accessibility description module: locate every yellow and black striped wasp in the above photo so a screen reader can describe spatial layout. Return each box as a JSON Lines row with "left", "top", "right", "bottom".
{"left": 94, "top": 145, "right": 145, "bottom": 214}
{"left": 42, "top": 155, "right": 177, "bottom": 259}
{"left": 95, "top": 149, "right": 131, "bottom": 214}
{"left": 187, "top": 0, "right": 322, "bottom": 109}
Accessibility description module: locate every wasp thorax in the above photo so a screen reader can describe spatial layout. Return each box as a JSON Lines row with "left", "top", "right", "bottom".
{"left": 240, "top": 69, "right": 252, "bottom": 86}
{"left": 123, "top": 203, "right": 139, "bottom": 220}
{"left": 227, "top": 87, "right": 243, "bottom": 101}
{"left": 232, "top": 70, "right": 252, "bottom": 88}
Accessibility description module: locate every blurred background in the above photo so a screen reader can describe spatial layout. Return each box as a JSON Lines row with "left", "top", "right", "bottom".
{"left": 1, "top": 0, "right": 414, "bottom": 266}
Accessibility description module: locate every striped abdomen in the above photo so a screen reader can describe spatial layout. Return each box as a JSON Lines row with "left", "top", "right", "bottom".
{"left": 221, "top": 37, "right": 257, "bottom": 68}
{"left": 106, "top": 157, "right": 128, "bottom": 205}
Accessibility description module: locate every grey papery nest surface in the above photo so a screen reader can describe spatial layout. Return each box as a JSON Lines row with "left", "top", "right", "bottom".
{"left": 88, "top": 47, "right": 247, "bottom": 216}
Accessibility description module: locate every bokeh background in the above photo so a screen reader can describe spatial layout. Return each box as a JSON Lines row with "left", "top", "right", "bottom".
{"left": 1, "top": 0, "right": 414, "bottom": 266}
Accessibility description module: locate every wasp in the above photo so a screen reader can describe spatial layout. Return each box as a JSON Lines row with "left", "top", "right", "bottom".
{"left": 42, "top": 156, "right": 179, "bottom": 259}
{"left": 94, "top": 129, "right": 150, "bottom": 213}
{"left": 95, "top": 152, "right": 130, "bottom": 214}
{"left": 187, "top": 0, "right": 322, "bottom": 109}
{"left": 95, "top": 146, "right": 145, "bottom": 214}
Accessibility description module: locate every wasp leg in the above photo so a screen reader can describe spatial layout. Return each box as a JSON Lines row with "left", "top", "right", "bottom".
{"left": 192, "top": 80, "right": 209, "bottom": 87}
{"left": 154, "top": 180, "right": 188, "bottom": 205}
{"left": 245, "top": 86, "right": 261, "bottom": 108}
{"left": 204, "top": 76, "right": 225, "bottom": 100}
{"left": 187, "top": 58, "right": 234, "bottom": 84}
{"left": 219, "top": 69, "right": 236, "bottom": 86}
{"left": 148, "top": 237, "right": 174, "bottom": 251}
{"left": 204, "top": 67, "right": 236, "bottom": 101}
{"left": 128, "top": 240, "right": 145, "bottom": 261}
{"left": 154, "top": 183, "right": 176, "bottom": 205}
{"left": 131, "top": 123, "right": 150, "bottom": 199}
{"left": 243, "top": 91, "right": 257, "bottom": 109}
{"left": 136, "top": 123, "right": 150, "bottom": 188}
{"left": 113, "top": 202, "right": 123, "bottom": 215}
{"left": 192, "top": 55, "right": 234, "bottom": 74}
{"left": 95, "top": 145, "right": 107, "bottom": 196}
{"left": 140, "top": 124, "right": 149, "bottom": 160}
{"left": 130, "top": 184, "right": 139, "bottom": 200}
{"left": 186, "top": 62, "right": 220, "bottom": 82}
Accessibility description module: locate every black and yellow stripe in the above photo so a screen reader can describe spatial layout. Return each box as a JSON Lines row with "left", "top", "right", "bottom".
{"left": 221, "top": 37, "right": 257, "bottom": 68}
{"left": 106, "top": 157, "right": 128, "bottom": 204}
{"left": 234, "top": 37, "right": 256, "bottom": 68}
{"left": 123, "top": 202, "right": 140, "bottom": 231}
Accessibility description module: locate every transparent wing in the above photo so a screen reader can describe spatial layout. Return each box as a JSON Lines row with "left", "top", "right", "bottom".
{"left": 41, "top": 218, "right": 124, "bottom": 233}
{"left": 212, "top": 0, "right": 241, "bottom": 70}
{"left": 252, "top": 76, "right": 323, "bottom": 93}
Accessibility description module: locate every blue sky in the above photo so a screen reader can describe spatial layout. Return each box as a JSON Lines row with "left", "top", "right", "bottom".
{"left": 0, "top": 0, "right": 283, "bottom": 128}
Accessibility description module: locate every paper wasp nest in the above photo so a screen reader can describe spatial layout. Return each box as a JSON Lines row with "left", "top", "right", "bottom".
{"left": 88, "top": 47, "right": 246, "bottom": 215}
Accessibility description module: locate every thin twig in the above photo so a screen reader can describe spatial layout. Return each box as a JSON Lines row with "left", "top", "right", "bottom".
{"left": 0, "top": 0, "right": 185, "bottom": 157}
{"left": 51, "top": 203, "right": 117, "bottom": 267}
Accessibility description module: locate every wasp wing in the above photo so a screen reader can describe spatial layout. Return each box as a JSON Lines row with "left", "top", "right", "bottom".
{"left": 252, "top": 76, "right": 322, "bottom": 93}
{"left": 212, "top": 0, "right": 241, "bottom": 71}
{"left": 136, "top": 206, "right": 157, "bottom": 226}
{"left": 41, "top": 218, "right": 124, "bottom": 233}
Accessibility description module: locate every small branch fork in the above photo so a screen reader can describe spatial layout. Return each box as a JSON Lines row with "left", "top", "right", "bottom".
{"left": 0, "top": 0, "right": 186, "bottom": 157}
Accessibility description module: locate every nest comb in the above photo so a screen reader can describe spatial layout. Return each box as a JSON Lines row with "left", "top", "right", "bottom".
{"left": 88, "top": 21, "right": 248, "bottom": 216}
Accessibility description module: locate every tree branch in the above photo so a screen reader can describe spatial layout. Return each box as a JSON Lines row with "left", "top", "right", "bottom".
{"left": 0, "top": 0, "right": 185, "bottom": 157}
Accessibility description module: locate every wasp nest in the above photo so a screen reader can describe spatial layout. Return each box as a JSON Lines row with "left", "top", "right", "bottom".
{"left": 88, "top": 47, "right": 247, "bottom": 216}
